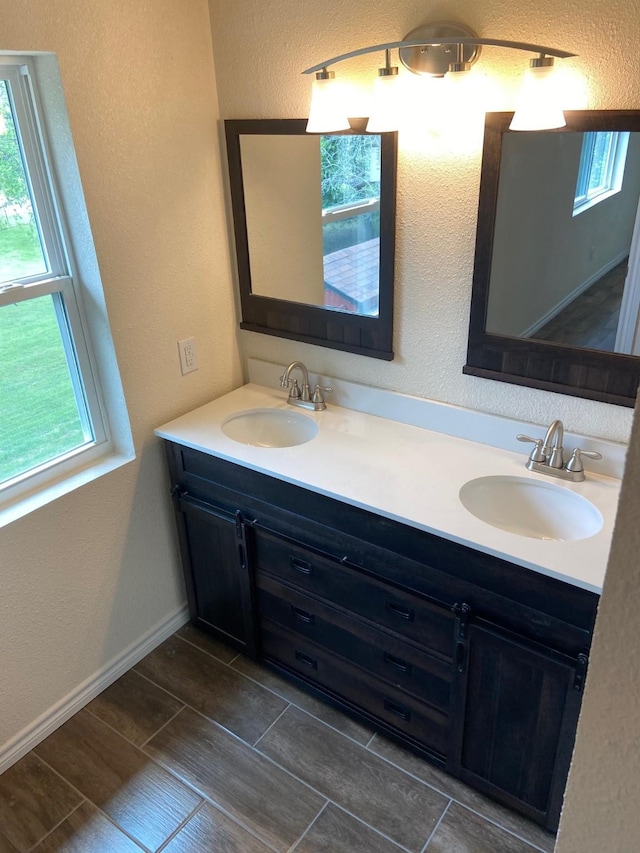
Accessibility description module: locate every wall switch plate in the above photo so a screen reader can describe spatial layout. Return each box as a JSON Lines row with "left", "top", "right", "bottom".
{"left": 178, "top": 337, "right": 198, "bottom": 374}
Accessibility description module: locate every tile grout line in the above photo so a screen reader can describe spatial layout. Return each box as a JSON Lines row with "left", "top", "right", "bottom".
{"left": 286, "top": 800, "right": 329, "bottom": 853}
{"left": 139, "top": 705, "right": 187, "bottom": 749}
{"left": 123, "top": 633, "right": 553, "bottom": 853}
{"left": 363, "top": 738, "right": 554, "bottom": 852}
{"left": 82, "top": 702, "right": 186, "bottom": 752}
{"left": 135, "top": 765, "right": 283, "bottom": 853}
{"left": 136, "top": 648, "right": 551, "bottom": 851}
{"left": 171, "top": 630, "right": 239, "bottom": 666}
{"left": 24, "top": 799, "right": 86, "bottom": 853}
{"left": 172, "top": 630, "right": 553, "bottom": 850}
{"left": 420, "top": 799, "right": 452, "bottom": 852}
{"left": 138, "top": 703, "right": 413, "bottom": 853}
{"left": 155, "top": 800, "right": 205, "bottom": 852}
{"left": 27, "top": 753, "right": 153, "bottom": 852}
{"left": 138, "top": 639, "right": 375, "bottom": 751}
{"left": 437, "top": 801, "right": 553, "bottom": 853}
{"left": 248, "top": 738, "right": 414, "bottom": 852}
{"left": 253, "top": 703, "right": 293, "bottom": 748}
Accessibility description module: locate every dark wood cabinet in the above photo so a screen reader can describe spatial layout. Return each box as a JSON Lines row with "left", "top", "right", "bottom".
{"left": 448, "top": 606, "right": 587, "bottom": 829}
{"left": 164, "top": 441, "right": 598, "bottom": 832}
{"left": 171, "top": 490, "right": 257, "bottom": 657}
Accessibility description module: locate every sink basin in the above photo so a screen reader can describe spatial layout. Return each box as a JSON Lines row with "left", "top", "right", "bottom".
{"left": 221, "top": 408, "right": 318, "bottom": 448}
{"left": 459, "top": 475, "right": 603, "bottom": 541}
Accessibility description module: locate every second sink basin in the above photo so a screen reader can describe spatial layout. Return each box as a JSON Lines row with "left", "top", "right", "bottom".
{"left": 221, "top": 408, "right": 318, "bottom": 448}
{"left": 459, "top": 475, "right": 603, "bottom": 541}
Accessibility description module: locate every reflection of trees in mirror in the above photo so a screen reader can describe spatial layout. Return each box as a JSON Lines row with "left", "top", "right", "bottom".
{"left": 0, "top": 80, "right": 43, "bottom": 283}
{"left": 320, "top": 135, "right": 382, "bottom": 316}
{"left": 320, "top": 134, "right": 381, "bottom": 207}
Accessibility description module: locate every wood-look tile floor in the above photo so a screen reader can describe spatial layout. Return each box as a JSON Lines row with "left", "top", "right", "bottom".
{"left": 0, "top": 625, "right": 557, "bottom": 853}
{"left": 534, "top": 258, "right": 627, "bottom": 351}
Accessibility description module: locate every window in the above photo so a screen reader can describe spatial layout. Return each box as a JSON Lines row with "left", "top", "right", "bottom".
{"left": 573, "top": 130, "right": 630, "bottom": 215}
{"left": 0, "top": 56, "right": 131, "bottom": 522}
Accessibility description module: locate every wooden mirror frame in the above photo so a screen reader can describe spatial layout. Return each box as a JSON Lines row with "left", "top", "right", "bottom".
{"left": 224, "top": 118, "right": 397, "bottom": 360}
{"left": 464, "top": 110, "right": 640, "bottom": 407}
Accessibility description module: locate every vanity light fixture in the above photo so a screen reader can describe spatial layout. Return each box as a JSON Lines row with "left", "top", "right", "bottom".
{"left": 302, "top": 21, "right": 576, "bottom": 133}
{"left": 365, "top": 50, "right": 400, "bottom": 133}
{"left": 306, "top": 69, "right": 351, "bottom": 133}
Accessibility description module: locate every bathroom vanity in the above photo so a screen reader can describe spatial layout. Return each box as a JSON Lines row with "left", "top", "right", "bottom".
{"left": 156, "top": 376, "right": 621, "bottom": 833}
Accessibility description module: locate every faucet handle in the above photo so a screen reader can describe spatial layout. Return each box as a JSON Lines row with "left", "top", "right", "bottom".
{"left": 287, "top": 378, "right": 301, "bottom": 400}
{"left": 311, "top": 384, "right": 332, "bottom": 406}
{"left": 565, "top": 447, "right": 603, "bottom": 473}
{"left": 517, "top": 434, "right": 546, "bottom": 462}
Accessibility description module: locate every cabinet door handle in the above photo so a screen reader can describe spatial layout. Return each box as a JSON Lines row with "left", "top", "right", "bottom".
{"left": 292, "top": 606, "right": 315, "bottom": 625}
{"left": 383, "top": 699, "right": 411, "bottom": 721}
{"left": 384, "top": 652, "right": 410, "bottom": 674}
{"left": 290, "top": 556, "right": 313, "bottom": 575}
{"left": 386, "top": 601, "right": 415, "bottom": 622}
{"left": 295, "top": 650, "right": 318, "bottom": 670}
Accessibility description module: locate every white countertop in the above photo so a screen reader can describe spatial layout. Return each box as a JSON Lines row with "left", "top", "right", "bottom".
{"left": 156, "top": 382, "right": 622, "bottom": 594}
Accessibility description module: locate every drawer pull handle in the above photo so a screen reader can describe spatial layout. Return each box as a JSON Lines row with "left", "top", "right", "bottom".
{"left": 295, "top": 650, "right": 318, "bottom": 670}
{"left": 383, "top": 699, "right": 411, "bottom": 721}
{"left": 292, "top": 606, "right": 315, "bottom": 625}
{"left": 290, "top": 557, "right": 313, "bottom": 575}
{"left": 384, "top": 652, "right": 410, "bottom": 674}
{"left": 386, "top": 601, "right": 415, "bottom": 622}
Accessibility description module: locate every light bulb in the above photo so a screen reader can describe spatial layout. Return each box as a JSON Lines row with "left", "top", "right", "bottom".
{"left": 510, "top": 60, "right": 566, "bottom": 131}
{"left": 306, "top": 71, "right": 350, "bottom": 133}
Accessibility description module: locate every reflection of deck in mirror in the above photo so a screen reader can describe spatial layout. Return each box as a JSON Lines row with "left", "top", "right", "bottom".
{"left": 323, "top": 237, "right": 380, "bottom": 316}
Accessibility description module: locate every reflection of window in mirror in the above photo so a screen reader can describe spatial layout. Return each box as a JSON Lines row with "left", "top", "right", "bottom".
{"left": 321, "top": 134, "right": 381, "bottom": 316}
{"left": 573, "top": 131, "right": 630, "bottom": 216}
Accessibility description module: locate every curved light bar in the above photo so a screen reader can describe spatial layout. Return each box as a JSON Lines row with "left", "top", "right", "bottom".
{"left": 303, "top": 37, "right": 576, "bottom": 76}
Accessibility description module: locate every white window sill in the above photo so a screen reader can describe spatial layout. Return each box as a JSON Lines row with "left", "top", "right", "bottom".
{"left": 573, "top": 187, "right": 621, "bottom": 217}
{"left": 0, "top": 449, "right": 136, "bottom": 529}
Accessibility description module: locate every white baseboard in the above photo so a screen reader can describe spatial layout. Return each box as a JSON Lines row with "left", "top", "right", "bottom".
{"left": 521, "top": 251, "right": 628, "bottom": 339}
{"left": 0, "top": 604, "right": 189, "bottom": 775}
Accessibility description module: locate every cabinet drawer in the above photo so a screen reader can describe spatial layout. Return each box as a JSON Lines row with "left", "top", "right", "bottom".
{"left": 257, "top": 574, "right": 451, "bottom": 710}
{"left": 253, "top": 529, "right": 453, "bottom": 658}
{"left": 262, "top": 619, "right": 449, "bottom": 758}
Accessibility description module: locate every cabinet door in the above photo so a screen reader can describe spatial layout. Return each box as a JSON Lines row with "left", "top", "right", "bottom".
{"left": 448, "top": 605, "right": 587, "bottom": 831}
{"left": 174, "top": 491, "right": 257, "bottom": 657}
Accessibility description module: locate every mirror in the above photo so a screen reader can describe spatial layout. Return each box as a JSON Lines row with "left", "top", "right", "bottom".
{"left": 225, "top": 119, "right": 397, "bottom": 359}
{"left": 465, "top": 111, "right": 640, "bottom": 407}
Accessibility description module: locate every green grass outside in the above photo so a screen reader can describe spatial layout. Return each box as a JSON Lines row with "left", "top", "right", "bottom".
{"left": 0, "top": 219, "right": 46, "bottom": 282}
{"left": 0, "top": 223, "right": 88, "bottom": 484}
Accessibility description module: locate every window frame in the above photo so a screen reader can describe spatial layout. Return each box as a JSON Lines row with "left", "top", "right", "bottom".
{"left": 0, "top": 54, "right": 131, "bottom": 522}
{"left": 573, "top": 130, "right": 630, "bottom": 215}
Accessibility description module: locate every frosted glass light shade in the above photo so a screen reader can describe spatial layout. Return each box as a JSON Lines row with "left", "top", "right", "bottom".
{"left": 441, "top": 68, "right": 486, "bottom": 133}
{"left": 366, "top": 73, "right": 401, "bottom": 133}
{"left": 510, "top": 64, "right": 566, "bottom": 131}
{"left": 306, "top": 76, "right": 350, "bottom": 133}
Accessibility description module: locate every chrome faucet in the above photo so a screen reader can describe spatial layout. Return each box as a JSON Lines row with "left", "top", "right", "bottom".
{"left": 517, "top": 419, "right": 602, "bottom": 482}
{"left": 542, "top": 418, "right": 565, "bottom": 469}
{"left": 279, "top": 361, "right": 332, "bottom": 411}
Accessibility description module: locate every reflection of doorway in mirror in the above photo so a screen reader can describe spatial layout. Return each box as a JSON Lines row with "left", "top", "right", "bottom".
{"left": 486, "top": 130, "right": 640, "bottom": 354}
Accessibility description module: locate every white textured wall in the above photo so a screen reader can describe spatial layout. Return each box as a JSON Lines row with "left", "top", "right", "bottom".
{"left": 556, "top": 392, "right": 640, "bottom": 851}
{"left": 209, "top": 0, "right": 640, "bottom": 443}
{"left": 0, "top": 0, "right": 241, "bottom": 756}
{"left": 241, "top": 134, "right": 325, "bottom": 304}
